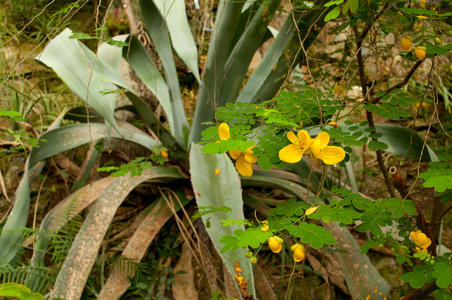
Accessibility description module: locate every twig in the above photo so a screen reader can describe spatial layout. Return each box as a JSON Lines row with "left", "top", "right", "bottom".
{"left": 389, "top": 166, "right": 436, "bottom": 256}
{"left": 371, "top": 60, "right": 423, "bottom": 104}
{"left": 352, "top": 9, "right": 398, "bottom": 198}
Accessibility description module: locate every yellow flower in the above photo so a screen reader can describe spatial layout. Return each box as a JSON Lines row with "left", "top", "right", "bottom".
{"left": 410, "top": 230, "right": 431, "bottom": 249}
{"left": 310, "top": 132, "right": 346, "bottom": 165}
{"left": 328, "top": 121, "right": 339, "bottom": 128}
{"left": 160, "top": 150, "right": 168, "bottom": 158}
{"left": 268, "top": 236, "right": 283, "bottom": 253}
{"left": 305, "top": 206, "right": 318, "bottom": 216}
{"left": 279, "top": 130, "right": 311, "bottom": 163}
{"left": 229, "top": 147, "right": 257, "bottom": 177}
{"left": 291, "top": 244, "right": 305, "bottom": 262}
{"left": 414, "top": 46, "right": 427, "bottom": 61}
{"left": 417, "top": 15, "right": 428, "bottom": 20}
{"left": 219, "top": 122, "right": 230, "bottom": 140}
{"left": 215, "top": 169, "right": 221, "bottom": 175}
{"left": 400, "top": 36, "right": 413, "bottom": 51}
{"left": 261, "top": 224, "right": 269, "bottom": 232}
{"left": 218, "top": 123, "right": 257, "bottom": 177}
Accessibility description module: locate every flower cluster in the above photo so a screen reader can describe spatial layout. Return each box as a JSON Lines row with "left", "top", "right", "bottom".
{"left": 279, "top": 130, "right": 345, "bottom": 165}
{"left": 218, "top": 123, "right": 257, "bottom": 177}
{"left": 218, "top": 124, "right": 345, "bottom": 177}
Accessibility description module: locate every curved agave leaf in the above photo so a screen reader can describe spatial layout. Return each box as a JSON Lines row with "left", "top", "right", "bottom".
{"left": 30, "top": 121, "right": 159, "bottom": 166}
{"left": 122, "top": 36, "right": 175, "bottom": 137}
{"left": 49, "top": 167, "right": 185, "bottom": 300}
{"left": 324, "top": 222, "right": 391, "bottom": 298}
{"left": 36, "top": 29, "right": 121, "bottom": 136}
{"left": 375, "top": 124, "right": 438, "bottom": 162}
{"left": 98, "top": 190, "right": 189, "bottom": 299}
{"left": 0, "top": 115, "right": 63, "bottom": 266}
{"left": 151, "top": 0, "right": 201, "bottom": 84}
{"left": 218, "top": 0, "right": 282, "bottom": 106}
{"left": 189, "top": 0, "right": 245, "bottom": 143}
{"left": 139, "top": 0, "right": 190, "bottom": 146}
{"left": 0, "top": 120, "right": 158, "bottom": 266}
{"left": 189, "top": 143, "right": 256, "bottom": 298}
{"left": 97, "top": 35, "right": 129, "bottom": 70}
{"left": 338, "top": 124, "right": 438, "bottom": 162}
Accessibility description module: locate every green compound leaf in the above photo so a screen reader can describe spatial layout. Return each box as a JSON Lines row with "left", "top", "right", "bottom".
{"left": 386, "top": 198, "right": 418, "bottom": 218}
{"left": 432, "top": 263, "right": 452, "bottom": 289}
{"left": 419, "top": 160, "right": 452, "bottom": 192}
{"left": 364, "top": 103, "right": 411, "bottom": 120}
{"left": 236, "top": 228, "right": 273, "bottom": 249}
{"left": 402, "top": 265, "right": 435, "bottom": 289}
{"left": 286, "top": 223, "right": 336, "bottom": 249}
{"left": 434, "top": 288, "right": 452, "bottom": 300}
{"left": 268, "top": 198, "right": 308, "bottom": 217}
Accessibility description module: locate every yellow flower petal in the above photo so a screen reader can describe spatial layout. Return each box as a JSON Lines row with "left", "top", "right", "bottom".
{"left": 279, "top": 144, "right": 303, "bottom": 163}
{"left": 311, "top": 139, "right": 323, "bottom": 160}
{"left": 229, "top": 150, "right": 242, "bottom": 160}
{"left": 297, "top": 130, "right": 311, "bottom": 148}
{"left": 236, "top": 157, "right": 253, "bottom": 177}
{"left": 245, "top": 152, "right": 258, "bottom": 164}
{"left": 314, "top": 132, "right": 330, "bottom": 147}
{"left": 244, "top": 146, "right": 258, "bottom": 164}
{"left": 286, "top": 131, "right": 299, "bottom": 145}
{"left": 319, "top": 146, "right": 346, "bottom": 165}
{"left": 219, "top": 123, "right": 230, "bottom": 140}
{"left": 305, "top": 206, "right": 318, "bottom": 215}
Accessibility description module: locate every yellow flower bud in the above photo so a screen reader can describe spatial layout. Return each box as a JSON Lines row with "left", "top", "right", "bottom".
{"left": 410, "top": 230, "right": 431, "bottom": 249}
{"left": 268, "top": 236, "right": 283, "bottom": 253}
{"left": 261, "top": 224, "right": 269, "bottom": 232}
{"left": 292, "top": 244, "right": 305, "bottom": 262}
{"left": 160, "top": 150, "right": 169, "bottom": 158}
{"left": 401, "top": 36, "right": 413, "bottom": 51}
{"left": 305, "top": 206, "right": 318, "bottom": 216}
{"left": 415, "top": 46, "right": 427, "bottom": 61}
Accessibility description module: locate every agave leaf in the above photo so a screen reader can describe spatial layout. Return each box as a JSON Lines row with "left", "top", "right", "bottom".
{"left": 97, "top": 35, "right": 129, "bottom": 70}
{"left": 189, "top": 143, "right": 256, "bottom": 298}
{"left": 151, "top": 0, "right": 201, "bottom": 84}
{"left": 30, "top": 121, "right": 159, "bottom": 167}
{"left": 235, "top": 12, "right": 296, "bottom": 104}
{"left": 139, "top": 0, "right": 190, "bottom": 146}
{"left": 0, "top": 115, "right": 64, "bottom": 266}
{"left": 324, "top": 222, "right": 391, "bottom": 298}
{"left": 244, "top": 2, "right": 328, "bottom": 104}
{"left": 0, "top": 120, "right": 157, "bottom": 266}
{"left": 49, "top": 167, "right": 185, "bottom": 300}
{"left": 375, "top": 124, "right": 438, "bottom": 161}
{"left": 339, "top": 124, "right": 438, "bottom": 162}
{"left": 36, "top": 28, "right": 121, "bottom": 135}
{"left": 122, "top": 36, "right": 175, "bottom": 136}
{"left": 218, "top": 0, "right": 282, "bottom": 107}
{"left": 98, "top": 190, "right": 190, "bottom": 299}
{"left": 189, "top": 0, "right": 245, "bottom": 143}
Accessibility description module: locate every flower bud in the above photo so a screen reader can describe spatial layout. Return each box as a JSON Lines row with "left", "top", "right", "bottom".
{"left": 415, "top": 46, "right": 427, "bottom": 61}
{"left": 268, "top": 236, "right": 283, "bottom": 253}
{"left": 401, "top": 36, "right": 413, "bottom": 51}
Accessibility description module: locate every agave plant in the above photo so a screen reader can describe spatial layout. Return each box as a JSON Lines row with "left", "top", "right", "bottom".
{"left": 0, "top": 0, "right": 441, "bottom": 299}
